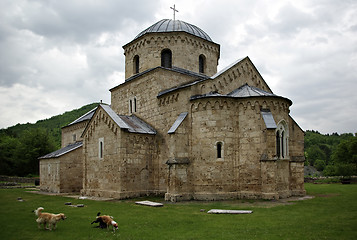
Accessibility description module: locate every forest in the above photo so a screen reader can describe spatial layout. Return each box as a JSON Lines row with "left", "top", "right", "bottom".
{"left": 0, "top": 103, "right": 99, "bottom": 177}
{"left": 0, "top": 103, "right": 356, "bottom": 178}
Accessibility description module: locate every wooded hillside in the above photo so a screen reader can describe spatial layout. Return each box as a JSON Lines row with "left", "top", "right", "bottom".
{"left": 0, "top": 103, "right": 99, "bottom": 176}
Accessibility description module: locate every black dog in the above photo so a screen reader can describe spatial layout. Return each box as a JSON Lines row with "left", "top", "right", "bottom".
{"left": 91, "top": 212, "right": 106, "bottom": 229}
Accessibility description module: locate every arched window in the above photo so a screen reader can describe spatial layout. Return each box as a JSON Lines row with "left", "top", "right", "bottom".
{"left": 161, "top": 49, "right": 172, "bottom": 68}
{"left": 199, "top": 54, "right": 206, "bottom": 73}
{"left": 276, "top": 121, "right": 289, "bottom": 159}
{"left": 216, "top": 142, "right": 223, "bottom": 159}
{"left": 133, "top": 55, "right": 139, "bottom": 74}
{"left": 98, "top": 138, "right": 104, "bottom": 159}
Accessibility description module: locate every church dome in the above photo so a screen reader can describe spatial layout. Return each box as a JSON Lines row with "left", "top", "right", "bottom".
{"left": 134, "top": 19, "right": 213, "bottom": 42}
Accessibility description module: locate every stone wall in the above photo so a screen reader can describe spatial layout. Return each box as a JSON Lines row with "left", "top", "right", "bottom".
{"left": 61, "top": 121, "right": 88, "bottom": 147}
{"left": 39, "top": 146, "right": 83, "bottom": 193}
{"left": 123, "top": 32, "right": 220, "bottom": 79}
{"left": 81, "top": 106, "right": 157, "bottom": 199}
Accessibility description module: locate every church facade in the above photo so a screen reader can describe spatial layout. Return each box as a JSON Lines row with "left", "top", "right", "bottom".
{"left": 39, "top": 19, "right": 306, "bottom": 201}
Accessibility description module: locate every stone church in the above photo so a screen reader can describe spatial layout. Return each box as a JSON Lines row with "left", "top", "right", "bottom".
{"left": 39, "top": 18, "right": 306, "bottom": 201}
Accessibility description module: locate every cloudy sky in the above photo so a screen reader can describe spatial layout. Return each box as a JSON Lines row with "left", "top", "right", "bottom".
{"left": 0, "top": 0, "right": 356, "bottom": 134}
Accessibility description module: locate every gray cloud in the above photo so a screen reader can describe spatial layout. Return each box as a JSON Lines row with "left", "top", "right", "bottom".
{"left": 0, "top": 0, "right": 356, "bottom": 134}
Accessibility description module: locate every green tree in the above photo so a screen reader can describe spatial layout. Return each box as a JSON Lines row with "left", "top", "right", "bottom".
{"left": 329, "top": 136, "right": 357, "bottom": 177}
{"left": 0, "top": 134, "right": 20, "bottom": 175}
{"left": 15, "top": 128, "right": 56, "bottom": 176}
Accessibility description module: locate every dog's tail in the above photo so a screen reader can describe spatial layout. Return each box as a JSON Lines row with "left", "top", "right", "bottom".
{"left": 97, "top": 212, "right": 101, "bottom": 216}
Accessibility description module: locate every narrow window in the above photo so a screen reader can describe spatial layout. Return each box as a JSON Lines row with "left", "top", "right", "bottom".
{"left": 276, "top": 121, "right": 289, "bottom": 159}
{"left": 276, "top": 131, "right": 280, "bottom": 158}
{"left": 99, "top": 138, "right": 104, "bottom": 159}
{"left": 129, "top": 99, "right": 132, "bottom": 114}
{"left": 199, "top": 54, "right": 205, "bottom": 73}
{"left": 73, "top": 134, "right": 76, "bottom": 142}
{"left": 217, "top": 142, "right": 222, "bottom": 158}
{"left": 134, "top": 97, "right": 137, "bottom": 112}
{"left": 133, "top": 55, "right": 139, "bottom": 74}
{"left": 281, "top": 131, "right": 285, "bottom": 158}
{"left": 161, "top": 49, "right": 172, "bottom": 68}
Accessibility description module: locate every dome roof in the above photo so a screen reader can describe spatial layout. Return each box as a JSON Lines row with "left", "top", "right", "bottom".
{"left": 134, "top": 19, "right": 213, "bottom": 42}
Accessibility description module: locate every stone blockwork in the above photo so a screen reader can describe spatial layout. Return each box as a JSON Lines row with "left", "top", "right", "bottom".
{"left": 61, "top": 121, "right": 88, "bottom": 147}
{"left": 123, "top": 32, "right": 220, "bottom": 79}
{"left": 39, "top": 19, "right": 305, "bottom": 202}
{"left": 39, "top": 146, "right": 83, "bottom": 193}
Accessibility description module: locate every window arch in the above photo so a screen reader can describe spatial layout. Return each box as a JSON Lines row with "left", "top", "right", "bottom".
{"left": 216, "top": 141, "right": 224, "bottom": 159}
{"left": 133, "top": 55, "right": 139, "bottom": 74}
{"left": 161, "top": 49, "right": 172, "bottom": 68}
{"left": 276, "top": 121, "right": 289, "bottom": 159}
{"left": 199, "top": 54, "right": 206, "bottom": 73}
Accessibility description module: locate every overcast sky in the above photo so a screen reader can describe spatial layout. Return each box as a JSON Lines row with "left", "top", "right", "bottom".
{"left": 0, "top": 0, "right": 356, "bottom": 134}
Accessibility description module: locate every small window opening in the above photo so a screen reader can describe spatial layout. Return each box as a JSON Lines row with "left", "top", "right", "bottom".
{"left": 161, "top": 49, "right": 172, "bottom": 68}
{"left": 129, "top": 99, "right": 133, "bottom": 114}
{"left": 73, "top": 134, "right": 76, "bottom": 142}
{"left": 199, "top": 54, "right": 206, "bottom": 73}
{"left": 99, "top": 138, "right": 104, "bottom": 159}
{"left": 217, "top": 142, "right": 222, "bottom": 158}
{"left": 134, "top": 55, "right": 139, "bottom": 74}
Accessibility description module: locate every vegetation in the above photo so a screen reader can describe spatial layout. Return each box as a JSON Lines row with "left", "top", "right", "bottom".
{"left": 0, "top": 184, "right": 356, "bottom": 239}
{"left": 0, "top": 103, "right": 99, "bottom": 177}
{"left": 304, "top": 130, "right": 357, "bottom": 177}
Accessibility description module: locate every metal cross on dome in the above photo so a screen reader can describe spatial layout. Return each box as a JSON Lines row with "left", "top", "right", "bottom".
{"left": 170, "top": 4, "right": 178, "bottom": 20}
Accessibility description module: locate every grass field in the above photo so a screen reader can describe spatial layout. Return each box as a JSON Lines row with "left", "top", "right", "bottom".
{"left": 0, "top": 183, "right": 356, "bottom": 240}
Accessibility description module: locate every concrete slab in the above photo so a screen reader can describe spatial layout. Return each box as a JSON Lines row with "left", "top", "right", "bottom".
{"left": 135, "top": 200, "right": 164, "bottom": 207}
{"left": 207, "top": 209, "right": 253, "bottom": 214}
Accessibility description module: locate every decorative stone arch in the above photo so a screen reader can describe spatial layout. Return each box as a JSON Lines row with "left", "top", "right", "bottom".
{"left": 276, "top": 120, "right": 289, "bottom": 159}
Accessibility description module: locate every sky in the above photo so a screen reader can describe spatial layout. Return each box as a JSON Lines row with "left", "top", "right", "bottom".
{"left": 0, "top": 0, "right": 356, "bottom": 134}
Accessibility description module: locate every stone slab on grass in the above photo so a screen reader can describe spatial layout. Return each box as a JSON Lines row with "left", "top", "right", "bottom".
{"left": 135, "top": 200, "right": 164, "bottom": 207}
{"left": 207, "top": 209, "right": 253, "bottom": 214}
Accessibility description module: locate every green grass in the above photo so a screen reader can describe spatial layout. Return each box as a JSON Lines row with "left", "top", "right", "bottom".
{"left": 0, "top": 184, "right": 356, "bottom": 240}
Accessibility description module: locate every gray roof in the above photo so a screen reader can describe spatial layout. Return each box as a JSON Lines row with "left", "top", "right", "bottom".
{"left": 261, "top": 110, "right": 277, "bottom": 129}
{"left": 66, "top": 107, "right": 97, "bottom": 127}
{"left": 100, "top": 104, "right": 156, "bottom": 135}
{"left": 39, "top": 141, "right": 83, "bottom": 159}
{"left": 190, "top": 83, "right": 292, "bottom": 105}
{"left": 168, "top": 112, "right": 188, "bottom": 134}
{"left": 118, "top": 115, "right": 157, "bottom": 134}
{"left": 228, "top": 84, "right": 276, "bottom": 97}
{"left": 134, "top": 19, "right": 213, "bottom": 42}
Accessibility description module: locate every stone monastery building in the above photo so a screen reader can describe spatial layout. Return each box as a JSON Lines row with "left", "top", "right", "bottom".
{"left": 39, "top": 19, "right": 306, "bottom": 201}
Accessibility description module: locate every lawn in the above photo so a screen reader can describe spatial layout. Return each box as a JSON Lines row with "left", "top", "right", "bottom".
{"left": 0, "top": 183, "right": 356, "bottom": 240}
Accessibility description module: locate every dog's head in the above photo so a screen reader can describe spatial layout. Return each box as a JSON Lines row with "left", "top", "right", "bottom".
{"left": 111, "top": 220, "right": 118, "bottom": 229}
{"left": 34, "top": 207, "right": 44, "bottom": 216}
{"left": 59, "top": 213, "right": 67, "bottom": 220}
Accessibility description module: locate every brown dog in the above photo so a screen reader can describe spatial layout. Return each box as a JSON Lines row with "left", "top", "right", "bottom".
{"left": 95, "top": 215, "right": 118, "bottom": 232}
{"left": 34, "top": 207, "right": 66, "bottom": 230}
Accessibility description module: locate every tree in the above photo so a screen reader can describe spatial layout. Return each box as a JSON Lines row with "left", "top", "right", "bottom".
{"left": 15, "top": 128, "right": 56, "bottom": 176}
{"left": 329, "top": 136, "right": 357, "bottom": 177}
